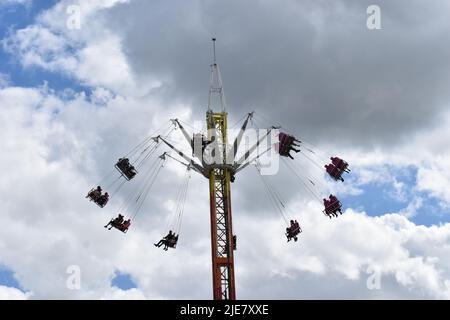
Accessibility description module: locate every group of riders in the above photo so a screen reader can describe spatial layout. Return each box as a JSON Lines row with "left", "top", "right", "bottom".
{"left": 276, "top": 132, "right": 350, "bottom": 239}
{"left": 86, "top": 157, "right": 136, "bottom": 208}
{"left": 277, "top": 132, "right": 301, "bottom": 160}
{"left": 116, "top": 158, "right": 137, "bottom": 180}
{"left": 286, "top": 220, "right": 301, "bottom": 242}
{"left": 323, "top": 194, "right": 342, "bottom": 218}
{"left": 86, "top": 186, "right": 109, "bottom": 208}
{"left": 85, "top": 156, "right": 180, "bottom": 251}
{"left": 103, "top": 214, "right": 179, "bottom": 251}
{"left": 86, "top": 132, "right": 351, "bottom": 246}
{"left": 324, "top": 157, "right": 350, "bottom": 182}
{"left": 322, "top": 156, "right": 348, "bottom": 218}
{"left": 104, "top": 214, "right": 132, "bottom": 233}
{"left": 154, "top": 230, "right": 179, "bottom": 251}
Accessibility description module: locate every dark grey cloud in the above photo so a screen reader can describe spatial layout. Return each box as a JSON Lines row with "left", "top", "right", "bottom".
{"left": 104, "top": 0, "right": 450, "bottom": 148}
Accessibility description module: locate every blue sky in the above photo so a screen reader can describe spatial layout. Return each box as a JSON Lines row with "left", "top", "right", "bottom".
{"left": 0, "top": 0, "right": 87, "bottom": 91}
{"left": 0, "top": 266, "right": 24, "bottom": 291}
{"left": 111, "top": 271, "right": 138, "bottom": 291}
{"left": 340, "top": 165, "right": 450, "bottom": 226}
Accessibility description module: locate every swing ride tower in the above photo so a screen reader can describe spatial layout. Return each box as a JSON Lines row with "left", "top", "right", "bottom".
{"left": 91, "top": 38, "right": 332, "bottom": 301}
{"left": 206, "top": 38, "right": 236, "bottom": 300}
{"left": 153, "top": 38, "right": 248, "bottom": 299}
{"left": 86, "top": 35, "right": 350, "bottom": 301}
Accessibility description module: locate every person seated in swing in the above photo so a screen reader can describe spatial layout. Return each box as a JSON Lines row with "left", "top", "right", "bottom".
{"left": 126, "top": 165, "right": 137, "bottom": 179}
{"left": 97, "top": 192, "right": 109, "bottom": 207}
{"left": 105, "top": 214, "right": 124, "bottom": 230}
{"left": 154, "top": 230, "right": 173, "bottom": 249}
{"left": 118, "top": 157, "right": 129, "bottom": 166}
{"left": 325, "top": 164, "right": 344, "bottom": 182}
{"left": 116, "top": 158, "right": 125, "bottom": 171}
{"left": 286, "top": 135, "right": 301, "bottom": 148}
{"left": 328, "top": 194, "right": 342, "bottom": 215}
{"left": 286, "top": 230, "right": 299, "bottom": 242}
{"left": 164, "top": 234, "right": 178, "bottom": 250}
{"left": 287, "top": 136, "right": 301, "bottom": 155}
{"left": 286, "top": 220, "right": 301, "bottom": 241}
{"left": 323, "top": 198, "right": 336, "bottom": 218}
{"left": 86, "top": 186, "right": 102, "bottom": 201}
{"left": 87, "top": 187, "right": 109, "bottom": 207}
{"left": 330, "top": 157, "right": 350, "bottom": 172}
{"left": 118, "top": 219, "right": 131, "bottom": 233}
{"left": 277, "top": 133, "right": 289, "bottom": 156}
{"left": 116, "top": 157, "right": 137, "bottom": 180}
{"left": 278, "top": 132, "right": 300, "bottom": 159}
{"left": 278, "top": 132, "right": 289, "bottom": 144}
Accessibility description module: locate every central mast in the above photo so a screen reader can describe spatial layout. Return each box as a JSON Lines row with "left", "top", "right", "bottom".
{"left": 206, "top": 38, "right": 236, "bottom": 300}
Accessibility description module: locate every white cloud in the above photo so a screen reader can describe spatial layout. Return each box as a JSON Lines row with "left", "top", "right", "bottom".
{"left": 2, "top": 0, "right": 156, "bottom": 97}
{"left": 235, "top": 203, "right": 450, "bottom": 299}
{"left": 100, "top": 287, "right": 146, "bottom": 300}
{"left": 3, "top": 25, "right": 77, "bottom": 71}
{"left": 0, "top": 286, "right": 30, "bottom": 300}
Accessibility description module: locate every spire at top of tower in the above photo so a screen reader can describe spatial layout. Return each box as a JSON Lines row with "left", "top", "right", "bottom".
{"left": 212, "top": 37, "right": 217, "bottom": 65}
{"left": 208, "top": 37, "right": 227, "bottom": 112}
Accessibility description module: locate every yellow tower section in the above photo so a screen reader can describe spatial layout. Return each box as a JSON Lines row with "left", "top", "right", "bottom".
{"left": 206, "top": 110, "right": 236, "bottom": 300}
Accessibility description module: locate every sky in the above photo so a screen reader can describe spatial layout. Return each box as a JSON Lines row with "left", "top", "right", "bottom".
{"left": 0, "top": 0, "right": 450, "bottom": 299}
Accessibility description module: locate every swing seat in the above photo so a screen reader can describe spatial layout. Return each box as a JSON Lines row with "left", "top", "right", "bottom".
{"left": 166, "top": 236, "right": 178, "bottom": 249}
{"left": 115, "top": 158, "right": 137, "bottom": 181}
{"left": 110, "top": 222, "right": 130, "bottom": 233}
{"left": 286, "top": 224, "right": 302, "bottom": 242}
{"left": 106, "top": 216, "right": 131, "bottom": 233}
{"left": 86, "top": 188, "right": 109, "bottom": 208}
{"left": 328, "top": 200, "right": 342, "bottom": 212}
{"left": 323, "top": 200, "right": 342, "bottom": 216}
{"left": 278, "top": 132, "right": 300, "bottom": 158}
{"left": 329, "top": 166, "right": 344, "bottom": 182}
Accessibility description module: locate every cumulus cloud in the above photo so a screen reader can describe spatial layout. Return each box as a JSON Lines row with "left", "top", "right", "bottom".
{"left": 101, "top": 0, "right": 450, "bottom": 146}
{"left": 0, "top": 286, "right": 29, "bottom": 300}
{"left": 236, "top": 205, "right": 450, "bottom": 299}
{"left": 2, "top": 0, "right": 154, "bottom": 96}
